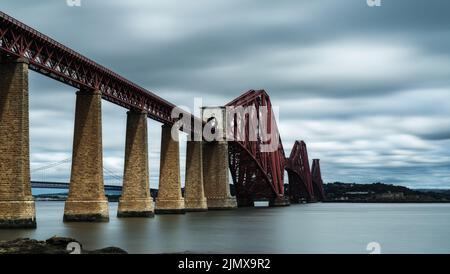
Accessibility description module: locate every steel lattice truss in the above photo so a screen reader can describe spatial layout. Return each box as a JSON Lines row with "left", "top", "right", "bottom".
{"left": 0, "top": 11, "right": 201, "bottom": 128}
{"left": 286, "top": 141, "right": 315, "bottom": 202}
{"left": 226, "top": 90, "right": 287, "bottom": 206}
{"left": 311, "top": 159, "right": 326, "bottom": 201}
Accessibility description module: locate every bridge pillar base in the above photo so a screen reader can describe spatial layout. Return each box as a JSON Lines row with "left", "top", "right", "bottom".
{"left": 184, "top": 141, "right": 208, "bottom": 212}
{"left": 117, "top": 200, "right": 155, "bottom": 217}
{"left": 0, "top": 57, "right": 36, "bottom": 228}
{"left": 0, "top": 201, "right": 36, "bottom": 229}
{"left": 270, "top": 197, "right": 290, "bottom": 207}
{"left": 117, "top": 110, "right": 154, "bottom": 218}
{"left": 154, "top": 204, "right": 186, "bottom": 215}
{"left": 63, "top": 201, "right": 109, "bottom": 222}
{"left": 203, "top": 141, "right": 237, "bottom": 210}
{"left": 185, "top": 201, "right": 208, "bottom": 212}
{"left": 206, "top": 197, "right": 237, "bottom": 210}
{"left": 155, "top": 125, "right": 185, "bottom": 214}
{"left": 64, "top": 90, "right": 109, "bottom": 222}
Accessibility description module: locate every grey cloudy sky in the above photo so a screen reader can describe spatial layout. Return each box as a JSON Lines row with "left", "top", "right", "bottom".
{"left": 2, "top": 0, "right": 449, "bottom": 188}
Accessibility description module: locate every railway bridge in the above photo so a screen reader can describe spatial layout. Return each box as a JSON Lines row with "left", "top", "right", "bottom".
{"left": 0, "top": 11, "right": 324, "bottom": 228}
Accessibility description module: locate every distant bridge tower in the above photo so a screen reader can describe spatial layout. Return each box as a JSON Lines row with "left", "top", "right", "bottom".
{"left": 285, "top": 141, "right": 315, "bottom": 203}
{"left": 311, "top": 159, "right": 326, "bottom": 201}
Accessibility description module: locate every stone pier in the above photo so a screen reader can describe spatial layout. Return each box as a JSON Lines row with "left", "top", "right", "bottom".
{"left": 64, "top": 90, "right": 109, "bottom": 222}
{"left": 117, "top": 110, "right": 154, "bottom": 217}
{"left": 203, "top": 141, "right": 237, "bottom": 209}
{"left": 155, "top": 125, "right": 185, "bottom": 214}
{"left": 184, "top": 141, "right": 208, "bottom": 211}
{"left": 0, "top": 57, "right": 36, "bottom": 228}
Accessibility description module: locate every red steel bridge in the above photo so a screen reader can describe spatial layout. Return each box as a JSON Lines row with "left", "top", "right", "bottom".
{"left": 226, "top": 90, "right": 288, "bottom": 206}
{"left": 0, "top": 10, "right": 325, "bottom": 226}
{"left": 286, "top": 140, "right": 315, "bottom": 203}
{"left": 311, "top": 159, "right": 326, "bottom": 201}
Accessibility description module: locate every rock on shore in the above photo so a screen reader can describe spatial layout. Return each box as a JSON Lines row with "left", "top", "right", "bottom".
{"left": 0, "top": 236, "right": 127, "bottom": 254}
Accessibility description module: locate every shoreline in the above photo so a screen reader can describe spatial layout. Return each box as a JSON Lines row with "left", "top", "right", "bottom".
{"left": 0, "top": 237, "right": 127, "bottom": 254}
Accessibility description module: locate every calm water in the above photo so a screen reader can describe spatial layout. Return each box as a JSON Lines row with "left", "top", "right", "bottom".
{"left": 1, "top": 202, "right": 449, "bottom": 254}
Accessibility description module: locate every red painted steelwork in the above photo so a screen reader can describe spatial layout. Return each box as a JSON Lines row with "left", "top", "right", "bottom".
{"left": 226, "top": 90, "right": 288, "bottom": 206}
{"left": 311, "top": 159, "right": 326, "bottom": 201}
{"left": 0, "top": 11, "right": 201, "bottom": 130}
{"left": 285, "top": 141, "right": 315, "bottom": 202}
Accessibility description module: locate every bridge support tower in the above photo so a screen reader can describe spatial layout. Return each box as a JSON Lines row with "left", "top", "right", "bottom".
{"left": 64, "top": 90, "right": 109, "bottom": 222}
{"left": 118, "top": 110, "right": 154, "bottom": 217}
{"left": 203, "top": 141, "right": 237, "bottom": 210}
{"left": 155, "top": 125, "right": 185, "bottom": 214}
{"left": 0, "top": 57, "right": 36, "bottom": 228}
{"left": 184, "top": 140, "right": 208, "bottom": 211}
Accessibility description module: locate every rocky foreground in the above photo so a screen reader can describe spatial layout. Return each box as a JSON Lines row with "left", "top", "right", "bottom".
{"left": 0, "top": 237, "right": 127, "bottom": 254}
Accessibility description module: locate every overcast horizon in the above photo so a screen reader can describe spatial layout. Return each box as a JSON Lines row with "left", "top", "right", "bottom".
{"left": 1, "top": 0, "right": 449, "bottom": 189}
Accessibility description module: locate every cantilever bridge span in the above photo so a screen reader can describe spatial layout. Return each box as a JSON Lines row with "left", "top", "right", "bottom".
{"left": 286, "top": 141, "right": 315, "bottom": 203}
{"left": 226, "top": 90, "right": 288, "bottom": 207}
{"left": 0, "top": 11, "right": 325, "bottom": 228}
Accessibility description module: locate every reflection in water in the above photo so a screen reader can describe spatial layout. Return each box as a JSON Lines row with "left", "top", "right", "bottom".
{"left": 1, "top": 202, "right": 450, "bottom": 254}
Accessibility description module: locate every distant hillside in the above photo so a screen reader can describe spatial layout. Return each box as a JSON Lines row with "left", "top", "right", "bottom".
{"left": 415, "top": 189, "right": 450, "bottom": 195}
{"left": 324, "top": 182, "right": 450, "bottom": 203}
{"left": 32, "top": 182, "right": 450, "bottom": 203}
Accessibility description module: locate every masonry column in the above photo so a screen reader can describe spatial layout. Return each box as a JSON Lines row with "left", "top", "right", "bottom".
{"left": 64, "top": 89, "right": 109, "bottom": 222}
{"left": 155, "top": 124, "right": 185, "bottom": 214}
{"left": 184, "top": 140, "right": 208, "bottom": 211}
{"left": 117, "top": 110, "right": 154, "bottom": 217}
{"left": 203, "top": 141, "right": 237, "bottom": 209}
{"left": 0, "top": 57, "right": 36, "bottom": 228}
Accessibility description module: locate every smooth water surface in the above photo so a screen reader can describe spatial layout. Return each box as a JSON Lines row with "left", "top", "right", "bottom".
{"left": 1, "top": 202, "right": 449, "bottom": 254}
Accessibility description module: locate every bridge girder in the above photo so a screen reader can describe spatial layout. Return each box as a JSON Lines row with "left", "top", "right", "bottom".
{"left": 226, "top": 90, "right": 288, "bottom": 206}
{"left": 311, "top": 159, "right": 326, "bottom": 201}
{"left": 285, "top": 141, "right": 315, "bottom": 203}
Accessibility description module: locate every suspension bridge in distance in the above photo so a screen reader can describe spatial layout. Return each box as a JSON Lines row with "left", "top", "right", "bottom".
{"left": 31, "top": 182, "right": 122, "bottom": 192}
